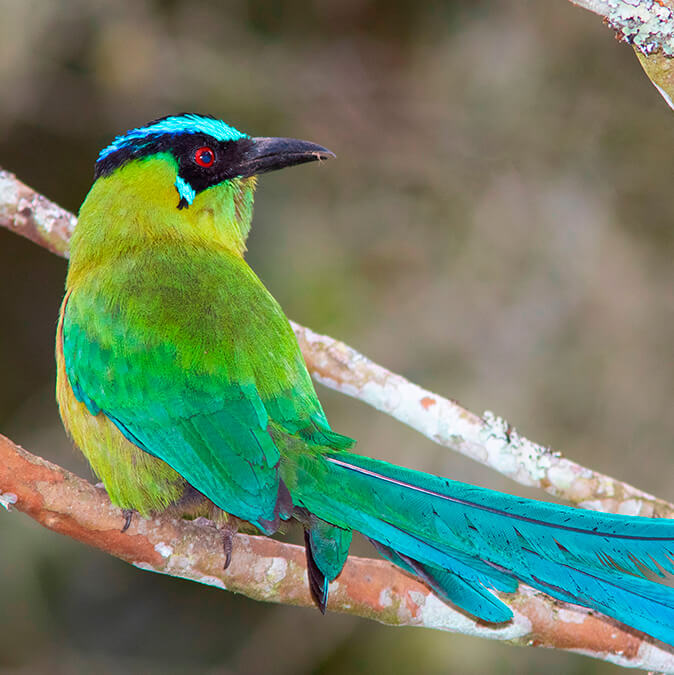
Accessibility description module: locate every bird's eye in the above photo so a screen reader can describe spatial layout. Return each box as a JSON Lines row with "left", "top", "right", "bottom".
{"left": 194, "top": 146, "right": 215, "bottom": 168}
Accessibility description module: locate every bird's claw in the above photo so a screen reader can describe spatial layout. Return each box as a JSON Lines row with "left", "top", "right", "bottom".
{"left": 121, "top": 509, "right": 135, "bottom": 533}
{"left": 223, "top": 529, "right": 234, "bottom": 570}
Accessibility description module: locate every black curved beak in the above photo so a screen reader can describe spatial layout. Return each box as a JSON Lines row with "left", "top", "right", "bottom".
{"left": 234, "top": 137, "right": 335, "bottom": 178}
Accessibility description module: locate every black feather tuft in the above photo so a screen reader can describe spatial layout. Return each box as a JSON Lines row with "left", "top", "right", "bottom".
{"left": 304, "top": 529, "right": 328, "bottom": 613}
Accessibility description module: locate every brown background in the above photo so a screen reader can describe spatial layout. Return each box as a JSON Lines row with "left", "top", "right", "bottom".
{"left": 1, "top": 2, "right": 673, "bottom": 673}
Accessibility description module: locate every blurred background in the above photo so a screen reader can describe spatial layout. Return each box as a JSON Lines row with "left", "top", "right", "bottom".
{"left": 1, "top": 1, "right": 673, "bottom": 673}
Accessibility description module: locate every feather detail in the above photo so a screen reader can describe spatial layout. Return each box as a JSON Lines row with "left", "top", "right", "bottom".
{"left": 56, "top": 291, "right": 187, "bottom": 515}
{"left": 59, "top": 121, "right": 674, "bottom": 646}
{"left": 286, "top": 451, "right": 674, "bottom": 644}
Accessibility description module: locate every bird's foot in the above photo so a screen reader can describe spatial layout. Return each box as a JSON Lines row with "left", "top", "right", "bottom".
{"left": 213, "top": 513, "right": 241, "bottom": 570}
{"left": 222, "top": 529, "right": 234, "bottom": 570}
{"left": 220, "top": 518, "right": 244, "bottom": 570}
{"left": 187, "top": 511, "right": 240, "bottom": 568}
{"left": 121, "top": 509, "right": 135, "bottom": 533}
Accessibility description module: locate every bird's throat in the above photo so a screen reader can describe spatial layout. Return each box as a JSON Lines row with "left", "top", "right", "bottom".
{"left": 70, "top": 156, "right": 257, "bottom": 283}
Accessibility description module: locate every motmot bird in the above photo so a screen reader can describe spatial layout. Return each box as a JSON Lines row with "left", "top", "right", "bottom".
{"left": 57, "top": 113, "right": 674, "bottom": 644}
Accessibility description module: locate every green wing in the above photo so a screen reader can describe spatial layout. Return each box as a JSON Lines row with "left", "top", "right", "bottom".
{"left": 62, "top": 245, "right": 351, "bottom": 529}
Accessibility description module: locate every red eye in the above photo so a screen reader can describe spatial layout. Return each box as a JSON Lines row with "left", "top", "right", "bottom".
{"left": 194, "top": 146, "right": 215, "bottom": 168}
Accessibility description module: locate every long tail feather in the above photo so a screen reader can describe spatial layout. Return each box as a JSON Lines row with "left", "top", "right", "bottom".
{"left": 287, "top": 450, "right": 674, "bottom": 644}
{"left": 370, "top": 540, "right": 517, "bottom": 623}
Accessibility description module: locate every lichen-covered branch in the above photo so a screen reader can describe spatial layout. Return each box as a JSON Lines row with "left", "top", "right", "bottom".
{"left": 1, "top": 434, "right": 672, "bottom": 671}
{"left": 292, "top": 323, "right": 674, "bottom": 518}
{"left": 569, "top": 0, "right": 674, "bottom": 56}
{"left": 0, "top": 169, "right": 76, "bottom": 257}
{"left": 1, "top": 166, "right": 672, "bottom": 519}
{"left": 568, "top": 0, "right": 674, "bottom": 108}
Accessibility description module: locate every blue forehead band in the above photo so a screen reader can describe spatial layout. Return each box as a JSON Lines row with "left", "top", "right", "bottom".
{"left": 97, "top": 114, "right": 249, "bottom": 162}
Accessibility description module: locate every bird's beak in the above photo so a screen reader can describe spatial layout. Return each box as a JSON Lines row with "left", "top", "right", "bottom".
{"left": 234, "top": 137, "right": 335, "bottom": 178}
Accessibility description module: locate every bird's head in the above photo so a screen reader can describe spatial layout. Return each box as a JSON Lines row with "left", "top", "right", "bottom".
{"left": 81, "top": 113, "right": 334, "bottom": 255}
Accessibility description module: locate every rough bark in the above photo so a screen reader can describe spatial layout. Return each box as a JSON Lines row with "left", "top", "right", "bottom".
{"left": 2, "top": 434, "right": 672, "bottom": 672}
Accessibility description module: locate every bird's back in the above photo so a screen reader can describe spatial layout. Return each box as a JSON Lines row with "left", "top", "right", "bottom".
{"left": 58, "top": 234, "right": 350, "bottom": 520}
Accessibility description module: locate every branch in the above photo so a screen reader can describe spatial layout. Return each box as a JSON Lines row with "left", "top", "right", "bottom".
{"left": 2, "top": 434, "right": 672, "bottom": 671}
{"left": 1, "top": 167, "right": 671, "bottom": 518}
{"left": 292, "top": 322, "right": 674, "bottom": 518}
{"left": 569, "top": 0, "right": 674, "bottom": 56}
{"left": 1, "top": 115, "right": 673, "bottom": 665}
{"left": 0, "top": 169, "right": 76, "bottom": 257}
{"left": 569, "top": 0, "right": 674, "bottom": 109}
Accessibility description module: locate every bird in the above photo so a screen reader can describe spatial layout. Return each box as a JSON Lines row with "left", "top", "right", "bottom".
{"left": 57, "top": 113, "right": 674, "bottom": 645}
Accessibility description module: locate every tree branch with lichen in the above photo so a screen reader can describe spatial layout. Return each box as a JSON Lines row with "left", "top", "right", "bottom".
{"left": 1, "top": 167, "right": 671, "bottom": 518}
{"left": 0, "top": 4, "right": 672, "bottom": 672}
{"left": 3, "top": 0, "right": 674, "bottom": 650}
{"left": 570, "top": 0, "right": 674, "bottom": 109}
{"left": 2, "top": 433, "right": 673, "bottom": 671}
{"left": 2, "top": 168, "right": 674, "bottom": 669}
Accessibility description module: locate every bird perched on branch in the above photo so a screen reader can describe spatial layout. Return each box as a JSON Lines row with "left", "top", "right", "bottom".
{"left": 57, "top": 113, "right": 674, "bottom": 645}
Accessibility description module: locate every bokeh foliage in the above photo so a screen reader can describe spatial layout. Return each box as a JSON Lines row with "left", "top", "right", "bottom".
{"left": 1, "top": 1, "right": 672, "bottom": 673}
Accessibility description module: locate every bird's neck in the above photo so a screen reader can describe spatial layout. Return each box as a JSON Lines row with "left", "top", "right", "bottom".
{"left": 68, "top": 156, "right": 256, "bottom": 284}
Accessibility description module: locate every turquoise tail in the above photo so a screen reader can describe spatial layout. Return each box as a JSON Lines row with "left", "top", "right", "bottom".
{"left": 288, "top": 451, "right": 674, "bottom": 644}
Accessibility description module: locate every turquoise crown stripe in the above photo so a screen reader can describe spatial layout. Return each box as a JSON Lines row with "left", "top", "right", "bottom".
{"left": 98, "top": 114, "right": 249, "bottom": 161}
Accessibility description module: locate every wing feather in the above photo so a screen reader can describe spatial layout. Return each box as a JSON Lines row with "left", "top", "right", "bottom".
{"left": 61, "top": 246, "right": 337, "bottom": 528}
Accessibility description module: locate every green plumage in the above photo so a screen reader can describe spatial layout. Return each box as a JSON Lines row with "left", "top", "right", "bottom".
{"left": 63, "top": 233, "right": 352, "bottom": 528}
{"left": 57, "top": 115, "right": 674, "bottom": 646}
